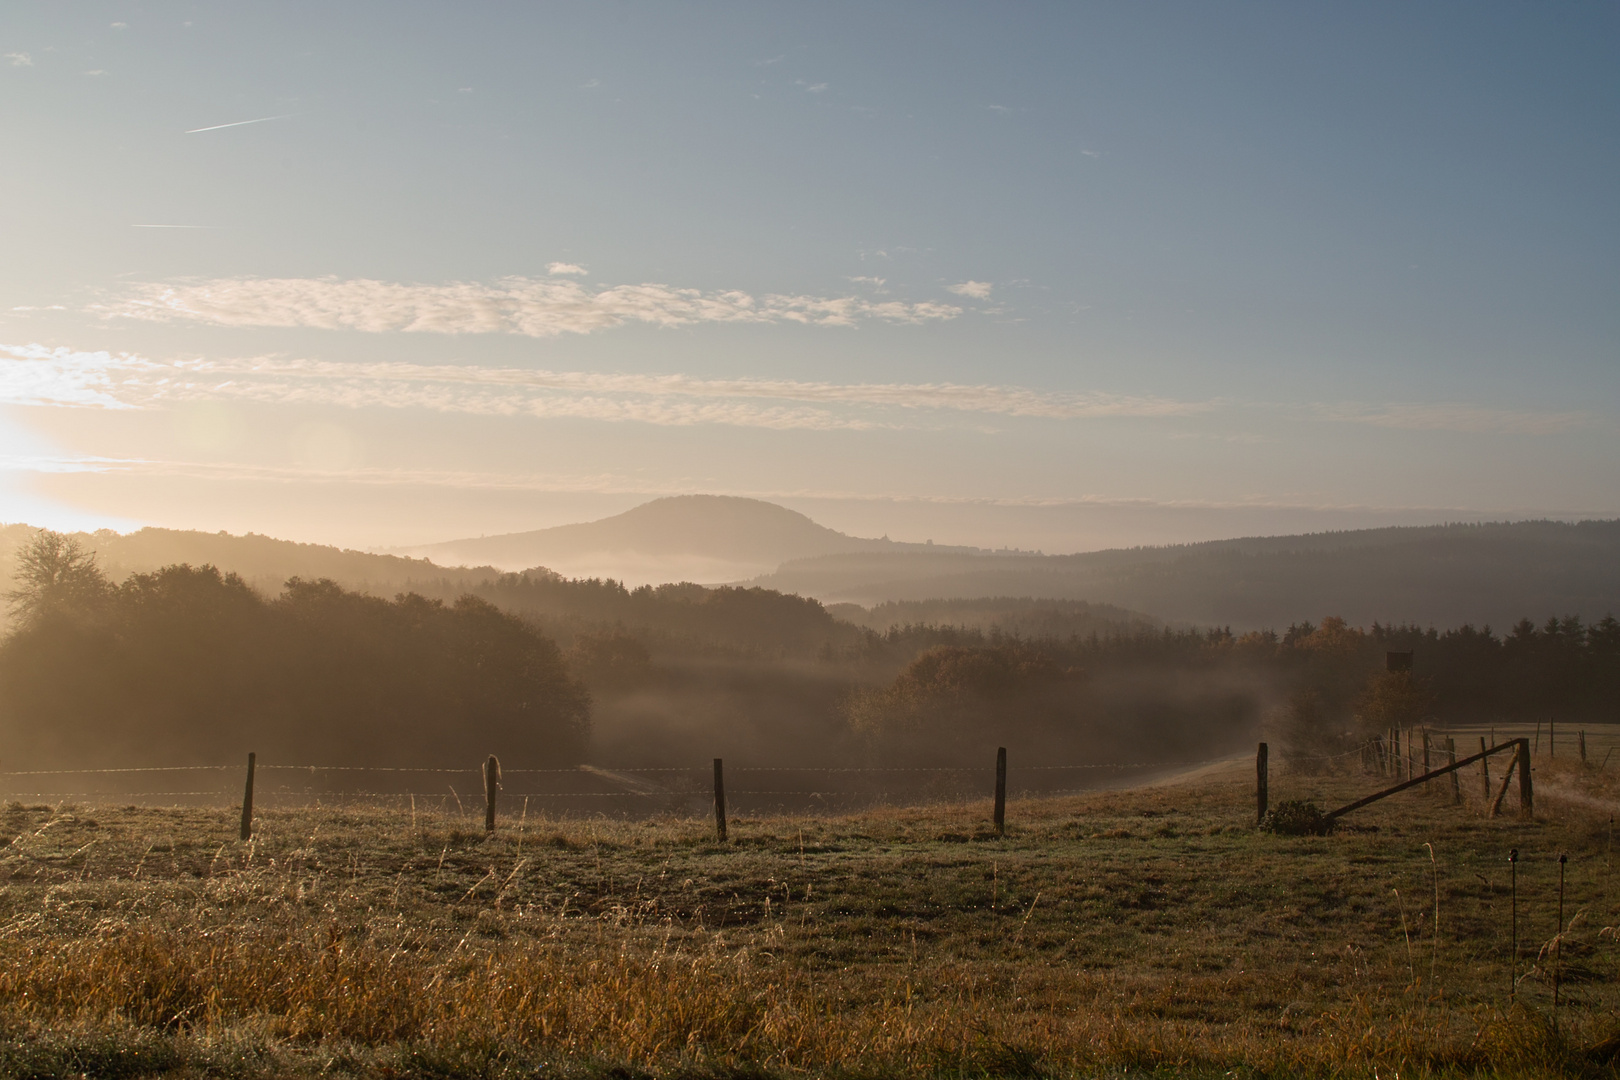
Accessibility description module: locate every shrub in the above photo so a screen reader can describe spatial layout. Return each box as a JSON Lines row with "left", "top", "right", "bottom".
{"left": 1260, "top": 800, "right": 1335, "bottom": 836}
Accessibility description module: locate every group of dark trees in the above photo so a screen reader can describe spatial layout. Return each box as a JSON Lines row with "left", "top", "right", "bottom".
{"left": 2, "top": 527, "right": 1615, "bottom": 775}
{"left": 0, "top": 533, "right": 588, "bottom": 770}
{"left": 845, "top": 612, "right": 1620, "bottom": 765}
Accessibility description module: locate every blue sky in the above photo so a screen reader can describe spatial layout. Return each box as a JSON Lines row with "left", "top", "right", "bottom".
{"left": 0, "top": 2, "right": 1615, "bottom": 552}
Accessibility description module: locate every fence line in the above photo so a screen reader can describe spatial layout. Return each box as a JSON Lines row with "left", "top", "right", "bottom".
{"left": 0, "top": 756, "right": 1244, "bottom": 780}
{"left": 0, "top": 752, "right": 1253, "bottom": 823}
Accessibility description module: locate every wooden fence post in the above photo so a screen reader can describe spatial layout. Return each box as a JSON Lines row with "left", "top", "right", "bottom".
{"left": 1479, "top": 736, "right": 1491, "bottom": 802}
{"left": 1391, "top": 729, "right": 1401, "bottom": 779}
{"left": 1446, "top": 738, "right": 1460, "bottom": 804}
{"left": 1549, "top": 720, "right": 1555, "bottom": 759}
{"left": 1256, "top": 742, "right": 1269, "bottom": 824}
{"left": 239, "top": 752, "right": 256, "bottom": 841}
{"left": 1517, "top": 738, "right": 1533, "bottom": 818}
{"left": 1422, "top": 732, "right": 1432, "bottom": 790}
{"left": 484, "top": 755, "right": 500, "bottom": 833}
{"left": 1579, "top": 730, "right": 1587, "bottom": 766}
{"left": 994, "top": 747, "right": 1007, "bottom": 835}
{"left": 713, "top": 758, "right": 728, "bottom": 842}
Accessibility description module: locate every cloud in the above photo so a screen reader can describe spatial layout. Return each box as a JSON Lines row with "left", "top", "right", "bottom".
{"left": 8, "top": 342, "right": 1581, "bottom": 440}
{"left": 107, "top": 276, "right": 965, "bottom": 336}
{"left": 1319, "top": 402, "right": 1589, "bottom": 436}
{"left": 0, "top": 342, "right": 1209, "bottom": 431}
{"left": 947, "top": 281, "right": 994, "bottom": 299}
{"left": 0, "top": 343, "right": 142, "bottom": 409}
{"left": 5, "top": 53, "right": 32, "bottom": 66}
{"left": 546, "top": 262, "right": 588, "bottom": 276}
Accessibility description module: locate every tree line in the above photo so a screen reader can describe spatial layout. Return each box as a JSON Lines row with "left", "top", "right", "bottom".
{"left": 844, "top": 613, "right": 1620, "bottom": 765}
{"left": 0, "top": 533, "right": 588, "bottom": 770}
{"left": 2, "top": 528, "right": 1613, "bottom": 774}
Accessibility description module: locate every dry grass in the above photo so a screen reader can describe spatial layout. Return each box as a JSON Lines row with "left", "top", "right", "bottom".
{"left": 0, "top": 754, "right": 1615, "bottom": 1078}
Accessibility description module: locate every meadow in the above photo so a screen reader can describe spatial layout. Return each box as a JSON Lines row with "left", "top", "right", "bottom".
{"left": 0, "top": 749, "right": 1614, "bottom": 1079}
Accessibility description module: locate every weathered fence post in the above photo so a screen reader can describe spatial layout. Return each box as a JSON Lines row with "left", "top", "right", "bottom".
{"left": 1422, "top": 732, "right": 1432, "bottom": 790}
{"left": 1517, "top": 738, "right": 1533, "bottom": 818}
{"left": 1391, "top": 729, "right": 1401, "bottom": 779}
{"left": 1549, "top": 720, "right": 1555, "bottom": 759}
{"left": 1479, "top": 736, "right": 1491, "bottom": 802}
{"left": 994, "top": 746, "right": 1007, "bottom": 835}
{"left": 1446, "top": 738, "right": 1460, "bottom": 804}
{"left": 1256, "top": 742, "right": 1269, "bottom": 824}
{"left": 713, "top": 758, "right": 728, "bottom": 842}
{"left": 239, "top": 752, "right": 256, "bottom": 841}
{"left": 1579, "top": 730, "right": 1587, "bottom": 766}
{"left": 484, "top": 755, "right": 500, "bottom": 833}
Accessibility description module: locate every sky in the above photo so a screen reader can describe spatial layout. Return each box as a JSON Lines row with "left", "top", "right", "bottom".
{"left": 0, "top": 1, "right": 1616, "bottom": 553}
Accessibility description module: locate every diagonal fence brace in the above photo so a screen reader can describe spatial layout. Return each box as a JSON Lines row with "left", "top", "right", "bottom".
{"left": 1323, "top": 739, "right": 1527, "bottom": 823}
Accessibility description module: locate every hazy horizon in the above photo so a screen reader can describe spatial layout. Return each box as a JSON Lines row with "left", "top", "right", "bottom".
{"left": 1, "top": 3, "right": 1615, "bottom": 552}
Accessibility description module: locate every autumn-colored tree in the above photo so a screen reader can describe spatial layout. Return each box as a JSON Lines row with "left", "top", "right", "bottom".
{"left": 1355, "top": 670, "right": 1436, "bottom": 730}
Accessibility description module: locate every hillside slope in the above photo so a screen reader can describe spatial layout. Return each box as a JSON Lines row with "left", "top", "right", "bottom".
{"left": 0, "top": 524, "right": 493, "bottom": 610}
{"left": 752, "top": 519, "right": 1620, "bottom": 630}
{"left": 405, "top": 495, "right": 967, "bottom": 581}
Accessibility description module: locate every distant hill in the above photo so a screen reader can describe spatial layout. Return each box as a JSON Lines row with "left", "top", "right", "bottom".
{"left": 0, "top": 524, "right": 494, "bottom": 616}
{"left": 752, "top": 519, "right": 1620, "bottom": 631}
{"left": 6, "top": 511, "right": 1616, "bottom": 639}
{"left": 405, "top": 495, "right": 967, "bottom": 582}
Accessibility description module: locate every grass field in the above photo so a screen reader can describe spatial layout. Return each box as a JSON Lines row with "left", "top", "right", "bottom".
{"left": 0, "top": 748, "right": 1615, "bottom": 1078}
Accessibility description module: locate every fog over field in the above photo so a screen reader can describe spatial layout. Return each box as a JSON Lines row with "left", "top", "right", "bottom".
{"left": 1, "top": 502, "right": 1616, "bottom": 805}
{"left": 1, "top": 5, "right": 1618, "bottom": 1072}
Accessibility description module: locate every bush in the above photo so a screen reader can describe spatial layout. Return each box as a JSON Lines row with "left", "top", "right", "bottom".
{"left": 1260, "top": 800, "right": 1335, "bottom": 836}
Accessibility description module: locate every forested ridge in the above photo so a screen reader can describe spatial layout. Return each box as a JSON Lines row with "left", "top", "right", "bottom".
{"left": 753, "top": 518, "right": 1620, "bottom": 628}
{"left": 0, "top": 529, "right": 1615, "bottom": 774}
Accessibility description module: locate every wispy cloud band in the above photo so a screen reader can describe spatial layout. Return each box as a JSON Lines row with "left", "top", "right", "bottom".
{"left": 108, "top": 276, "right": 964, "bottom": 336}
{"left": 0, "top": 344, "right": 1589, "bottom": 437}
{"left": 1316, "top": 402, "right": 1589, "bottom": 437}
{"left": 0, "top": 344, "right": 1208, "bottom": 430}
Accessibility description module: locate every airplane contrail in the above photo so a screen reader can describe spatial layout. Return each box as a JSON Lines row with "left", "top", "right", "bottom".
{"left": 184, "top": 114, "right": 291, "bottom": 134}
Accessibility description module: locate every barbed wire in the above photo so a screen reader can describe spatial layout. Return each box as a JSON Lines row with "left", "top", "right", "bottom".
{"left": 0, "top": 766, "right": 237, "bottom": 777}
{"left": 1278, "top": 746, "right": 1369, "bottom": 762}
{"left": 0, "top": 755, "right": 1246, "bottom": 779}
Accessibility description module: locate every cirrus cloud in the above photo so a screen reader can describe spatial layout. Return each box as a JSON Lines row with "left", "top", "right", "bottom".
{"left": 0, "top": 343, "right": 1207, "bottom": 431}
{"left": 106, "top": 275, "right": 964, "bottom": 337}
{"left": 1, "top": 343, "right": 1586, "bottom": 438}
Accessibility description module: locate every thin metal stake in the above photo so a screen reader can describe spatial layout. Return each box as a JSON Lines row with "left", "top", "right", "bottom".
{"left": 1508, "top": 848, "right": 1518, "bottom": 1004}
{"left": 1555, "top": 853, "right": 1566, "bottom": 1021}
